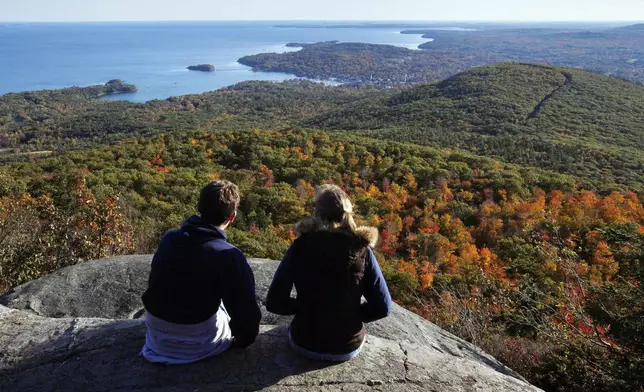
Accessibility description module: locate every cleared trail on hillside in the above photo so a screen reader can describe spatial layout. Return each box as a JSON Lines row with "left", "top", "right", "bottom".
{"left": 527, "top": 72, "right": 573, "bottom": 120}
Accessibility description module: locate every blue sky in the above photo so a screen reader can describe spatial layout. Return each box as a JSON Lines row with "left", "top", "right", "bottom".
{"left": 1, "top": 0, "right": 643, "bottom": 22}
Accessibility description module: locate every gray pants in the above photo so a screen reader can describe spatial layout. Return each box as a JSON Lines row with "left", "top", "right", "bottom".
{"left": 141, "top": 304, "right": 232, "bottom": 364}
{"left": 288, "top": 328, "right": 365, "bottom": 362}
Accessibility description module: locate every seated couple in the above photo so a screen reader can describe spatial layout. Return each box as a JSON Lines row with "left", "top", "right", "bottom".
{"left": 141, "top": 180, "right": 392, "bottom": 364}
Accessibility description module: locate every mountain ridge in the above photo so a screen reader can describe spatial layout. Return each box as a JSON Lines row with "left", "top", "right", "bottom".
{"left": 305, "top": 63, "right": 644, "bottom": 190}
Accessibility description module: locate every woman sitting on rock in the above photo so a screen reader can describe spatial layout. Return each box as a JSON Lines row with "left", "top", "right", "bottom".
{"left": 267, "top": 184, "right": 392, "bottom": 361}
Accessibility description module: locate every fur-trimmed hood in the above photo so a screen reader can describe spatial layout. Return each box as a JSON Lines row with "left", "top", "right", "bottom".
{"left": 294, "top": 217, "right": 379, "bottom": 248}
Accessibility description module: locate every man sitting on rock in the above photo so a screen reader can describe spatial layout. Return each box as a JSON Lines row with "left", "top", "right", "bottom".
{"left": 140, "top": 180, "right": 261, "bottom": 364}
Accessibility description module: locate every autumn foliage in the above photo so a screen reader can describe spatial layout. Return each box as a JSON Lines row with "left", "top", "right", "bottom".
{"left": 0, "top": 172, "right": 133, "bottom": 292}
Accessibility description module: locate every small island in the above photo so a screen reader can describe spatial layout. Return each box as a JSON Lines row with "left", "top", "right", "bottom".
{"left": 187, "top": 64, "right": 216, "bottom": 72}
{"left": 104, "top": 79, "right": 137, "bottom": 94}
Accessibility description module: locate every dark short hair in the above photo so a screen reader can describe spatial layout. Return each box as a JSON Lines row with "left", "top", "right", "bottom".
{"left": 197, "top": 180, "right": 240, "bottom": 225}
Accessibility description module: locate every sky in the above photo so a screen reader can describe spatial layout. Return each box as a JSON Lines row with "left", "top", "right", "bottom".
{"left": 1, "top": 0, "right": 643, "bottom": 22}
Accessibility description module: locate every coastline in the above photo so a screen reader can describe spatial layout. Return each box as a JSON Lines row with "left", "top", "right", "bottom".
{"left": 3, "top": 21, "right": 641, "bottom": 102}
{"left": 0, "top": 23, "right": 437, "bottom": 101}
{"left": 95, "top": 89, "right": 139, "bottom": 99}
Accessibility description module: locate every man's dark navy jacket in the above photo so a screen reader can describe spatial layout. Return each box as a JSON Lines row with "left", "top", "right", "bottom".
{"left": 142, "top": 215, "right": 261, "bottom": 348}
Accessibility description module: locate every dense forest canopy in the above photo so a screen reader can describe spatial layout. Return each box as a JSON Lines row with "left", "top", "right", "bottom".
{"left": 0, "top": 61, "right": 643, "bottom": 392}
{"left": 0, "top": 80, "right": 377, "bottom": 156}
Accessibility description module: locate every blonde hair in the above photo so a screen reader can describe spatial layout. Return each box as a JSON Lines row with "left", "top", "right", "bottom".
{"left": 313, "top": 184, "right": 357, "bottom": 232}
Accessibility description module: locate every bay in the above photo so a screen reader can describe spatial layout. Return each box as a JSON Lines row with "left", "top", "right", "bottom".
{"left": 0, "top": 21, "right": 430, "bottom": 101}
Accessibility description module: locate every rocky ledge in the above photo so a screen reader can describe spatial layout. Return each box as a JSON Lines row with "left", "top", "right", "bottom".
{"left": 0, "top": 255, "right": 541, "bottom": 392}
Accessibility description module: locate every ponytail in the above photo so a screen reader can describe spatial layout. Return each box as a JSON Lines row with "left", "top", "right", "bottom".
{"left": 314, "top": 184, "right": 357, "bottom": 233}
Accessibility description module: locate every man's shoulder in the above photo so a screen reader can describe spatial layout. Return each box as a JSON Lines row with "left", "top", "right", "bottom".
{"left": 203, "top": 238, "right": 244, "bottom": 257}
{"left": 162, "top": 229, "right": 183, "bottom": 239}
{"left": 160, "top": 230, "right": 241, "bottom": 254}
{"left": 210, "top": 243, "right": 250, "bottom": 270}
{"left": 157, "top": 229, "right": 183, "bottom": 246}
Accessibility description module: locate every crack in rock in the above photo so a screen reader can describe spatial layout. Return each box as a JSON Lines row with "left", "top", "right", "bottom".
{"left": 398, "top": 342, "right": 410, "bottom": 381}
{"left": 65, "top": 318, "right": 79, "bottom": 351}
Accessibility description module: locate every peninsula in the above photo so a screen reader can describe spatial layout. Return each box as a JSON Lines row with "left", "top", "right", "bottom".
{"left": 240, "top": 24, "right": 644, "bottom": 85}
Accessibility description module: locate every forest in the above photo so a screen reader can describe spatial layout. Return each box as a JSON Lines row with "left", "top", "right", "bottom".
{"left": 240, "top": 23, "right": 644, "bottom": 85}
{"left": 0, "top": 79, "right": 377, "bottom": 156}
{"left": 0, "top": 63, "right": 643, "bottom": 392}
{"left": 0, "top": 129, "right": 642, "bottom": 391}
{"left": 308, "top": 64, "right": 644, "bottom": 191}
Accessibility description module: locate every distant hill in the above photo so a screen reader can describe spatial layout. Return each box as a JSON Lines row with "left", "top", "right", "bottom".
{"left": 613, "top": 23, "right": 644, "bottom": 32}
{"left": 306, "top": 63, "right": 644, "bottom": 190}
{"left": 414, "top": 27, "right": 644, "bottom": 83}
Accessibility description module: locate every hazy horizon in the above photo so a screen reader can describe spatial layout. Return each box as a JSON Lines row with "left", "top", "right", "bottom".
{"left": 1, "top": 20, "right": 641, "bottom": 24}
{"left": 2, "top": 0, "right": 643, "bottom": 23}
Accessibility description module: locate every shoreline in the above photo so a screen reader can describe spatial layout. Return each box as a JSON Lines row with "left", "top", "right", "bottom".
{"left": 95, "top": 89, "right": 139, "bottom": 99}
{"left": 1, "top": 29, "right": 433, "bottom": 101}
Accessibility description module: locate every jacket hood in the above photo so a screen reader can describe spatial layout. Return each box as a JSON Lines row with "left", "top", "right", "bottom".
{"left": 294, "top": 217, "right": 378, "bottom": 248}
{"left": 181, "top": 215, "right": 227, "bottom": 243}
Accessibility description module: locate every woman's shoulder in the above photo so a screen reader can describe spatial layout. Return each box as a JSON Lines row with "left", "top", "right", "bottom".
{"left": 294, "top": 217, "right": 317, "bottom": 237}
{"left": 354, "top": 226, "right": 378, "bottom": 248}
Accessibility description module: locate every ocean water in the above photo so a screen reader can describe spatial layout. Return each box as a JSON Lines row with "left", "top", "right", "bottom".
{"left": 0, "top": 21, "right": 431, "bottom": 102}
